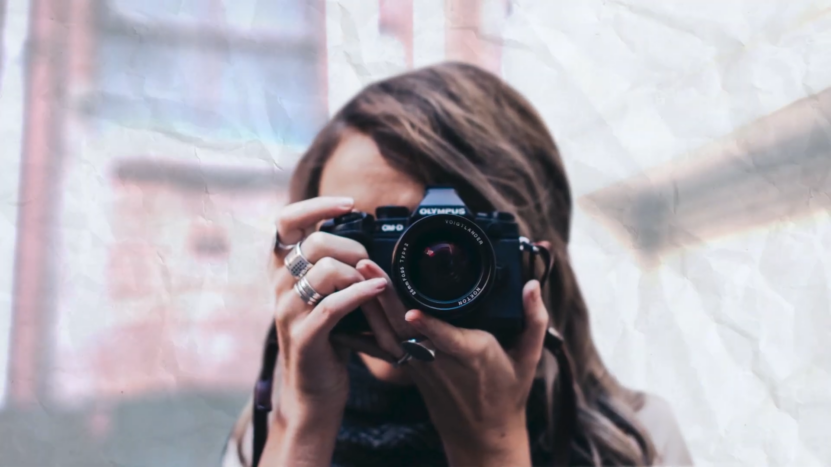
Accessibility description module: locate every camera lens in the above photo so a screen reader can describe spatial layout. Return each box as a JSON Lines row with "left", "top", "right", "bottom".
{"left": 411, "top": 240, "right": 481, "bottom": 302}
{"left": 391, "top": 214, "right": 495, "bottom": 314}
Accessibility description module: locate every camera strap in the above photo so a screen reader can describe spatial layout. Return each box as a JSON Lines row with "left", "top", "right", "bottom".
{"left": 252, "top": 325, "right": 277, "bottom": 467}
{"left": 251, "top": 241, "right": 575, "bottom": 467}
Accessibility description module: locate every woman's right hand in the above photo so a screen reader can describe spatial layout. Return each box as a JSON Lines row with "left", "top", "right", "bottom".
{"left": 262, "top": 196, "right": 392, "bottom": 466}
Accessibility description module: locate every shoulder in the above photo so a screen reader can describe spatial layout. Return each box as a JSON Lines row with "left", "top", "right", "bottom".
{"left": 634, "top": 393, "right": 694, "bottom": 466}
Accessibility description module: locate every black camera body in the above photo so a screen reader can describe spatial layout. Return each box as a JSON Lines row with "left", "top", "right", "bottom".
{"left": 321, "top": 187, "right": 526, "bottom": 343}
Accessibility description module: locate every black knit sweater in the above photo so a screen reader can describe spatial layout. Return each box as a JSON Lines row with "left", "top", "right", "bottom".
{"left": 331, "top": 353, "right": 553, "bottom": 467}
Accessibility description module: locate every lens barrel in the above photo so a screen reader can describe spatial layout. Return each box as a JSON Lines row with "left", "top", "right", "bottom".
{"left": 391, "top": 214, "right": 495, "bottom": 316}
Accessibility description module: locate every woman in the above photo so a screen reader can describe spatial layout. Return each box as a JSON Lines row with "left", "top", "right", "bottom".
{"left": 222, "top": 62, "right": 692, "bottom": 467}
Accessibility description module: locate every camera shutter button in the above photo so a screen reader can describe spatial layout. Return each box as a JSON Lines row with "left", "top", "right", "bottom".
{"left": 334, "top": 212, "right": 364, "bottom": 224}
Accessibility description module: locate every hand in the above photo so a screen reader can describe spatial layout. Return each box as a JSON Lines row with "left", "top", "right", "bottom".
{"left": 357, "top": 261, "right": 550, "bottom": 467}
{"left": 262, "top": 197, "right": 397, "bottom": 466}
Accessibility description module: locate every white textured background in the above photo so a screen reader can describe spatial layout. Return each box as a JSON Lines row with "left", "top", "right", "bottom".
{"left": 0, "top": 1, "right": 829, "bottom": 465}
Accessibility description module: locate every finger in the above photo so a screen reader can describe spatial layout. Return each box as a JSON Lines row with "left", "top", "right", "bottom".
{"left": 300, "top": 231, "right": 369, "bottom": 266}
{"left": 359, "top": 297, "right": 406, "bottom": 358}
{"left": 281, "top": 257, "right": 365, "bottom": 320}
{"left": 356, "top": 260, "right": 416, "bottom": 339}
{"left": 304, "top": 278, "right": 389, "bottom": 336}
{"left": 330, "top": 333, "right": 396, "bottom": 364}
{"left": 508, "top": 280, "right": 549, "bottom": 370}
{"left": 275, "top": 197, "right": 355, "bottom": 247}
{"left": 273, "top": 234, "right": 366, "bottom": 297}
{"left": 404, "top": 309, "right": 470, "bottom": 358}
{"left": 274, "top": 292, "right": 300, "bottom": 332}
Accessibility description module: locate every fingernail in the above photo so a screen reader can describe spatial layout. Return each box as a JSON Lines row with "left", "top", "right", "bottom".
{"left": 368, "top": 278, "right": 387, "bottom": 290}
{"left": 405, "top": 310, "right": 419, "bottom": 323}
{"left": 529, "top": 280, "right": 540, "bottom": 300}
{"left": 337, "top": 197, "right": 354, "bottom": 209}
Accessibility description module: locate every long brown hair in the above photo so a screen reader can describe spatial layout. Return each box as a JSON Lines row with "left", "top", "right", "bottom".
{"left": 290, "top": 62, "right": 656, "bottom": 466}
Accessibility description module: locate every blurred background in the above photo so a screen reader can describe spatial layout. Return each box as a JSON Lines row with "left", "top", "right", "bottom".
{"left": 0, "top": 1, "right": 830, "bottom": 466}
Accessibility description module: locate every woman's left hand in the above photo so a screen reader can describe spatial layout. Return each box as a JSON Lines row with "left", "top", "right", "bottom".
{"left": 355, "top": 261, "right": 550, "bottom": 467}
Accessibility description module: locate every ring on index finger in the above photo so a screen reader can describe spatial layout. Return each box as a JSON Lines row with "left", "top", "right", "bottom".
{"left": 284, "top": 241, "right": 314, "bottom": 279}
{"left": 273, "top": 230, "right": 295, "bottom": 253}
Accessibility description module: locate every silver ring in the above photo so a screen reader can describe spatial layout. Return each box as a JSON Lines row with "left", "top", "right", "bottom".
{"left": 393, "top": 352, "right": 413, "bottom": 368}
{"left": 401, "top": 338, "right": 436, "bottom": 362}
{"left": 284, "top": 241, "right": 313, "bottom": 279}
{"left": 273, "top": 230, "right": 295, "bottom": 252}
{"left": 293, "top": 276, "right": 325, "bottom": 306}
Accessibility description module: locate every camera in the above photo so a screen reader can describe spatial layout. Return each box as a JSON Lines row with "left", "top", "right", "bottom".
{"left": 321, "top": 187, "right": 527, "bottom": 343}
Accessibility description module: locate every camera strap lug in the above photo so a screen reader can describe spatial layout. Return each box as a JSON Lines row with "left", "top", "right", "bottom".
{"left": 520, "top": 236, "right": 553, "bottom": 287}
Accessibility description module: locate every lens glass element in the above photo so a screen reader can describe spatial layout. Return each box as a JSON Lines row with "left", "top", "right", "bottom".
{"left": 408, "top": 231, "right": 482, "bottom": 303}
{"left": 392, "top": 214, "right": 495, "bottom": 314}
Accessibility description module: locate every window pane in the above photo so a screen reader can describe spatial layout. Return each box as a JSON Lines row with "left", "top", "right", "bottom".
{"left": 108, "top": 0, "right": 309, "bottom": 34}
{"left": 91, "top": 1, "right": 325, "bottom": 146}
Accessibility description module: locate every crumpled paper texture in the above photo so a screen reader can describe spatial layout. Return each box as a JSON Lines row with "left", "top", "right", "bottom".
{"left": 0, "top": 0, "right": 829, "bottom": 466}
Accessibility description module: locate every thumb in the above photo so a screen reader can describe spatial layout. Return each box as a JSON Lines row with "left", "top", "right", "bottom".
{"left": 508, "top": 280, "right": 549, "bottom": 369}
{"left": 404, "top": 309, "right": 468, "bottom": 358}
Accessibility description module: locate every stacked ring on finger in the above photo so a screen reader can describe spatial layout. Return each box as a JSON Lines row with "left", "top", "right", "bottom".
{"left": 294, "top": 276, "right": 325, "bottom": 306}
{"left": 284, "top": 241, "right": 314, "bottom": 279}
